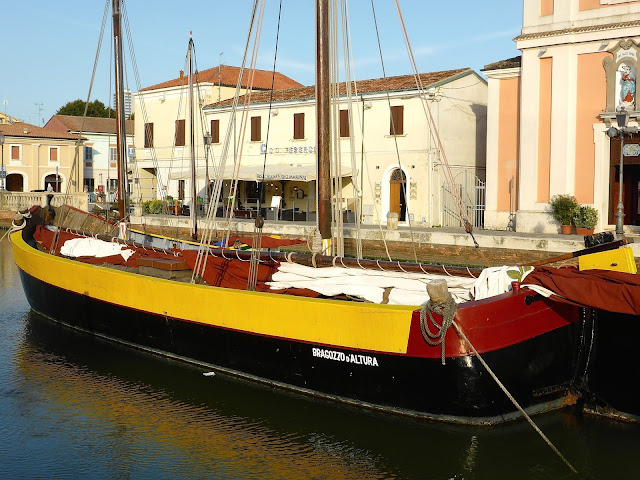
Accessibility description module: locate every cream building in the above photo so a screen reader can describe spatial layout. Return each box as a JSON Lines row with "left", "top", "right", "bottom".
{"left": 195, "top": 68, "right": 487, "bottom": 226}
{"left": 45, "top": 115, "right": 134, "bottom": 201}
{"left": 0, "top": 122, "right": 82, "bottom": 193}
{"left": 132, "top": 65, "right": 302, "bottom": 203}
{"left": 484, "top": 0, "right": 640, "bottom": 233}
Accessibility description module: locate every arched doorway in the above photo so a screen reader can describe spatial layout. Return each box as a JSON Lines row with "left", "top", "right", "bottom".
{"left": 389, "top": 168, "right": 407, "bottom": 221}
{"left": 44, "top": 174, "right": 62, "bottom": 192}
{"left": 609, "top": 135, "right": 640, "bottom": 226}
{"left": 6, "top": 174, "right": 23, "bottom": 192}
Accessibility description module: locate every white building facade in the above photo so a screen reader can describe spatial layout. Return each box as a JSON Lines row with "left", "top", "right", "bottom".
{"left": 196, "top": 69, "right": 487, "bottom": 227}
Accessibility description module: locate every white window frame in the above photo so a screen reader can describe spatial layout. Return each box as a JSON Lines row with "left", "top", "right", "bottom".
{"left": 84, "top": 145, "right": 93, "bottom": 163}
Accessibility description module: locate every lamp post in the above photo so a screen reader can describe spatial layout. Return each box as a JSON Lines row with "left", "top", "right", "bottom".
{"left": 0, "top": 132, "right": 5, "bottom": 191}
{"left": 606, "top": 107, "right": 637, "bottom": 237}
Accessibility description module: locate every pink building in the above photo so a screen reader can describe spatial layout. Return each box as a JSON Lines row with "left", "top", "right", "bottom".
{"left": 484, "top": 0, "right": 640, "bottom": 233}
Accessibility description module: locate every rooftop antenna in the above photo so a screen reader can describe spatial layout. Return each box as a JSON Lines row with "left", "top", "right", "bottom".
{"left": 34, "top": 102, "right": 44, "bottom": 125}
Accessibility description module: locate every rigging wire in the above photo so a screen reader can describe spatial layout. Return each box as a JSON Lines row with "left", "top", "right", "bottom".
{"left": 392, "top": 0, "right": 480, "bottom": 249}
{"left": 248, "top": 0, "right": 283, "bottom": 291}
{"left": 369, "top": 0, "right": 419, "bottom": 264}
{"left": 50, "top": 0, "right": 113, "bottom": 254}
{"left": 192, "top": 0, "right": 262, "bottom": 282}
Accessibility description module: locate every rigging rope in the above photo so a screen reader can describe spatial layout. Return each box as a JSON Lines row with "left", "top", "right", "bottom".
{"left": 369, "top": 0, "right": 419, "bottom": 264}
{"left": 192, "top": 0, "right": 262, "bottom": 283}
{"left": 51, "top": 0, "right": 113, "bottom": 255}
{"left": 392, "top": 0, "right": 479, "bottom": 249}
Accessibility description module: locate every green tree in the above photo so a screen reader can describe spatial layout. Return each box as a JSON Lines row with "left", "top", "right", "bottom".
{"left": 56, "top": 99, "right": 115, "bottom": 118}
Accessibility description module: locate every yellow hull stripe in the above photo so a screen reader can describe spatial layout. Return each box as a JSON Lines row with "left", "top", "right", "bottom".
{"left": 11, "top": 231, "right": 413, "bottom": 354}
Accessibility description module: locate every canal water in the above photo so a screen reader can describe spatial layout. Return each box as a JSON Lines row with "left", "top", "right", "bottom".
{"left": 1, "top": 236, "right": 638, "bottom": 480}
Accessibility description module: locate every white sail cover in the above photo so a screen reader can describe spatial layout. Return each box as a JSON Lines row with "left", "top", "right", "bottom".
{"left": 60, "top": 238, "right": 135, "bottom": 261}
{"left": 268, "top": 263, "right": 476, "bottom": 306}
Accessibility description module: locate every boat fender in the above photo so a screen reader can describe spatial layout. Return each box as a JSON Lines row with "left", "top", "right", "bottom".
{"left": 420, "top": 279, "right": 458, "bottom": 365}
{"left": 12, "top": 214, "right": 25, "bottom": 228}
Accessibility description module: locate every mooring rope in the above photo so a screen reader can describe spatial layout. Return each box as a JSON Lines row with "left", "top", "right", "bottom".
{"left": 419, "top": 296, "right": 457, "bottom": 365}
{"left": 451, "top": 321, "right": 578, "bottom": 475}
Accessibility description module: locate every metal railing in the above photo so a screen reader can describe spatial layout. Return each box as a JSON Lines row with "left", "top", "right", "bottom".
{"left": 441, "top": 175, "right": 485, "bottom": 229}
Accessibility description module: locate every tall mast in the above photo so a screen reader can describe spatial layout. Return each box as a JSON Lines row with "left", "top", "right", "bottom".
{"left": 188, "top": 34, "right": 197, "bottom": 240}
{"left": 112, "top": 0, "right": 128, "bottom": 224}
{"left": 316, "top": 0, "right": 331, "bottom": 252}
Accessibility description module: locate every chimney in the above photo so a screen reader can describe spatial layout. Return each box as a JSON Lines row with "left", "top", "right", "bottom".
{"left": 179, "top": 70, "right": 184, "bottom": 80}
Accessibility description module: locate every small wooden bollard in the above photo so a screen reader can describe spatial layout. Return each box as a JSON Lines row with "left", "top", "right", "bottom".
{"left": 427, "top": 279, "right": 452, "bottom": 304}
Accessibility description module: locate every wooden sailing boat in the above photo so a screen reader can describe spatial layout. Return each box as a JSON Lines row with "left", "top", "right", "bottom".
{"left": 9, "top": 0, "right": 619, "bottom": 425}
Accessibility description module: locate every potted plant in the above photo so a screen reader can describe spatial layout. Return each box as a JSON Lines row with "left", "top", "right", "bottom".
{"left": 573, "top": 205, "right": 598, "bottom": 235}
{"left": 549, "top": 194, "right": 578, "bottom": 234}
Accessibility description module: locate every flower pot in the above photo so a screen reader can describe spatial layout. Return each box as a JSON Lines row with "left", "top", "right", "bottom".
{"left": 561, "top": 225, "right": 573, "bottom": 235}
{"left": 576, "top": 227, "right": 594, "bottom": 236}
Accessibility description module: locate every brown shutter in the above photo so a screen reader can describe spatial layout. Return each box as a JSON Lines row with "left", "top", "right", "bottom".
{"left": 175, "top": 119, "right": 185, "bottom": 146}
{"left": 251, "top": 116, "right": 261, "bottom": 141}
{"left": 144, "top": 123, "right": 154, "bottom": 148}
{"left": 50, "top": 148, "right": 58, "bottom": 161}
{"left": 211, "top": 119, "right": 220, "bottom": 144}
{"left": 293, "top": 113, "right": 305, "bottom": 139}
{"left": 339, "top": 109, "right": 349, "bottom": 137}
{"left": 390, "top": 105, "right": 404, "bottom": 135}
{"left": 11, "top": 146, "right": 19, "bottom": 160}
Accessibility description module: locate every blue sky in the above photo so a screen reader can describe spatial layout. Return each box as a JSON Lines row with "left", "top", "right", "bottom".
{"left": 0, "top": 1, "right": 522, "bottom": 125}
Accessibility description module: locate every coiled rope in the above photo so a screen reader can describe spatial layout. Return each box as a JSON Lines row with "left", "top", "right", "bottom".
{"left": 419, "top": 296, "right": 457, "bottom": 365}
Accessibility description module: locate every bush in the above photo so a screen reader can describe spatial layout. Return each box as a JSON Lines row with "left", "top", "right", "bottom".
{"left": 573, "top": 205, "right": 598, "bottom": 229}
{"left": 549, "top": 194, "right": 578, "bottom": 225}
{"left": 143, "top": 199, "right": 163, "bottom": 214}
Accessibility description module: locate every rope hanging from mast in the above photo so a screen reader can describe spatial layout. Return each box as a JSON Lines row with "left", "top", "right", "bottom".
{"left": 392, "top": 0, "right": 479, "bottom": 248}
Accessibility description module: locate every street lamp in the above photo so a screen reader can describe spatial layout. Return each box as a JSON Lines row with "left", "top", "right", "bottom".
{"left": 606, "top": 106, "right": 637, "bottom": 237}
{"left": 0, "top": 132, "right": 5, "bottom": 191}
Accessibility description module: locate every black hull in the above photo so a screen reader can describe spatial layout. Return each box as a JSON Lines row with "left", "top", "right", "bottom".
{"left": 19, "top": 268, "right": 583, "bottom": 424}
{"left": 585, "top": 309, "right": 640, "bottom": 422}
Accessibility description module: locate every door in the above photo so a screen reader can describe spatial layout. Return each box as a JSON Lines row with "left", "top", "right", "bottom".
{"left": 609, "top": 137, "right": 640, "bottom": 225}
{"left": 44, "top": 174, "right": 61, "bottom": 192}
{"left": 389, "top": 169, "right": 406, "bottom": 221}
{"left": 6, "top": 174, "right": 23, "bottom": 192}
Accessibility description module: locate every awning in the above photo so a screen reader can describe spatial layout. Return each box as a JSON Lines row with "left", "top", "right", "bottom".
{"left": 168, "top": 163, "right": 353, "bottom": 182}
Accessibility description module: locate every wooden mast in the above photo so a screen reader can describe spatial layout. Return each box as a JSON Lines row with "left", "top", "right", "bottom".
{"left": 187, "top": 34, "right": 197, "bottom": 240}
{"left": 112, "top": 0, "right": 128, "bottom": 226}
{"left": 316, "top": 0, "right": 331, "bottom": 253}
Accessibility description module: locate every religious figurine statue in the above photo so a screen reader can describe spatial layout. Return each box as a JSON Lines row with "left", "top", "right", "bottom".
{"left": 620, "top": 64, "right": 636, "bottom": 108}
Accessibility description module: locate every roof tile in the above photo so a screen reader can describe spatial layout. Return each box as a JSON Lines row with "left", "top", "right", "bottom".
{"left": 140, "top": 65, "right": 303, "bottom": 92}
{"left": 206, "top": 68, "right": 472, "bottom": 108}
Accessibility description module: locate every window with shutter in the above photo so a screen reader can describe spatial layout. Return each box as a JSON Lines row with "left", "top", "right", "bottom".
{"left": 251, "top": 116, "right": 261, "bottom": 141}
{"left": 11, "top": 145, "right": 20, "bottom": 160}
{"left": 293, "top": 113, "right": 305, "bottom": 139}
{"left": 144, "top": 122, "right": 154, "bottom": 148}
{"left": 211, "top": 119, "right": 220, "bottom": 144}
{"left": 175, "top": 119, "right": 185, "bottom": 146}
{"left": 390, "top": 105, "right": 404, "bottom": 135}
{"left": 49, "top": 147, "right": 58, "bottom": 162}
{"left": 339, "top": 110, "right": 349, "bottom": 137}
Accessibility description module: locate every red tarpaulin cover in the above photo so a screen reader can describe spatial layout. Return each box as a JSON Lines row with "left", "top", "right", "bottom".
{"left": 33, "top": 226, "right": 319, "bottom": 298}
{"left": 525, "top": 266, "right": 640, "bottom": 316}
{"left": 33, "top": 225, "right": 181, "bottom": 267}
{"left": 181, "top": 249, "right": 319, "bottom": 297}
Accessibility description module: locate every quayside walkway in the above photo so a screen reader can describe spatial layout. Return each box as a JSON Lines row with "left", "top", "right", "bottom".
{"left": 128, "top": 214, "right": 640, "bottom": 257}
